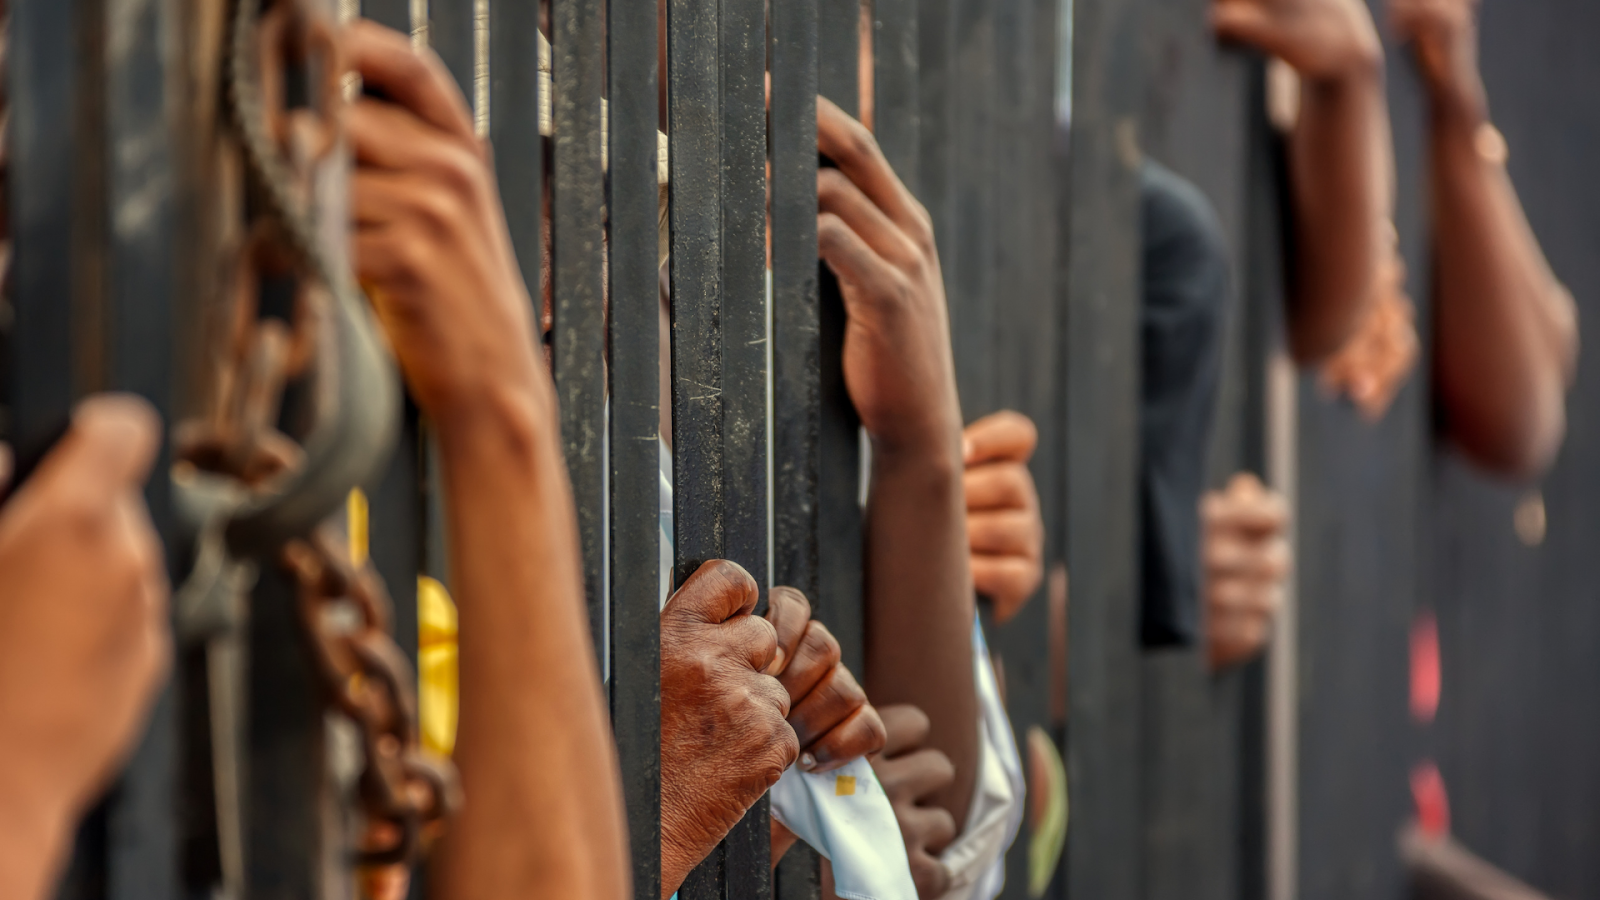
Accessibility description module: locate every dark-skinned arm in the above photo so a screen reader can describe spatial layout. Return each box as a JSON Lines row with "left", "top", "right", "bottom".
{"left": 1214, "top": 0, "right": 1392, "bottom": 361}
{"left": 346, "top": 22, "right": 629, "bottom": 900}
{"left": 1393, "top": 0, "right": 1578, "bottom": 478}
{"left": 816, "top": 97, "right": 978, "bottom": 825}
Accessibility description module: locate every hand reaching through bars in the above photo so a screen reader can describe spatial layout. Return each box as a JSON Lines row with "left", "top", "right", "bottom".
{"left": 817, "top": 95, "right": 980, "bottom": 829}
{"left": 963, "top": 412, "right": 1045, "bottom": 623}
{"left": 1211, "top": 0, "right": 1382, "bottom": 81}
{"left": 346, "top": 21, "right": 548, "bottom": 429}
{"left": 764, "top": 587, "right": 887, "bottom": 775}
{"left": 816, "top": 96, "right": 964, "bottom": 459}
{"left": 660, "top": 561, "right": 800, "bottom": 899}
{"left": 869, "top": 706, "right": 958, "bottom": 900}
{"left": 1202, "top": 473, "right": 1292, "bottom": 670}
{"left": 0, "top": 396, "right": 168, "bottom": 900}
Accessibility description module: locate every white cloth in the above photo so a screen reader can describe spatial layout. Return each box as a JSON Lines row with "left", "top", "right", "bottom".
{"left": 660, "top": 444, "right": 916, "bottom": 899}
{"left": 935, "top": 620, "right": 1026, "bottom": 900}
{"left": 770, "top": 761, "right": 919, "bottom": 900}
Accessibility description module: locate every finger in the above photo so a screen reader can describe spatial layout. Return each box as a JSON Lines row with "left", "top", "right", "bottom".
{"left": 875, "top": 747, "right": 955, "bottom": 802}
{"left": 971, "top": 556, "right": 1042, "bottom": 623}
{"left": 803, "top": 703, "right": 888, "bottom": 772}
{"left": 1210, "top": 0, "right": 1286, "bottom": 56}
{"left": 346, "top": 20, "right": 477, "bottom": 142}
{"left": 349, "top": 99, "right": 481, "bottom": 173}
{"left": 777, "top": 620, "right": 843, "bottom": 702}
{"left": 816, "top": 95, "right": 926, "bottom": 237}
{"left": 764, "top": 586, "right": 812, "bottom": 676}
{"left": 722, "top": 613, "right": 782, "bottom": 674}
{"left": 1225, "top": 471, "right": 1265, "bottom": 499}
{"left": 877, "top": 704, "right": 931, "bottom": 757}
{"left": 967, "top": 509, "right": 1040, "bottom": 557}
{"left": 1208, "top": 578, "right": 1282, "bottom": 617}
{"left": 1204, "top": 533, "right": 1291, "bottom": 580}
{"left": 33, "top": 395, "right": 162, "bottom": 500}
{"left": 663, "top": 559, "right": 761, "bottom": 624}
{"left": 816, "top": 168, "right": 922, "bottom": 270}
{"left": 963, "top": 410, "right": 1038, "bottom": 466}
{"left": 791, "top": 664, "right": 869, "bottom": 754}
{"left": 902, "top": 804, "right": 959, "bottom": 855}
{"left": 817, "top": 211, "right": 906, "bottom": 306}
{"left": 908, "top": 851, "right": 952, "bottom": 900}
{"left": 963, "top": 463, "right": 1035, "bottom": 512}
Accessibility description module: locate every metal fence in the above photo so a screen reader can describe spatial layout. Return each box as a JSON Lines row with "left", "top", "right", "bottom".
{"left": 28, "top": 0, "right": 1600, "bottom": 897}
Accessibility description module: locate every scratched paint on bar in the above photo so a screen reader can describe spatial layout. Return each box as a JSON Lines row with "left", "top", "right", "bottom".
{"left": 770, "top": 0, "right": 824, "bottom": 893}
{"left": 605, "top": 0, "right": 663, "bottom": 887}
{"left": 551, "top": 0, "right": 609, "bottom": 670}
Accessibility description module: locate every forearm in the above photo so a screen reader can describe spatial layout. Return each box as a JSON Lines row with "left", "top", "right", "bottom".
{"left": 1429, "top": 90, "right": 1573, "bottom": 477}
{"left": 864, "top": 441, "right": 979, "bottom": 825}
{"left": 0, "top": 777, "right": 71, "bottom": 900}
{"left": 1286, "top": 61, "right": 1390, "bottom": 362}
{"left": 427, "top": 380, "right": 629, "bottom": 900}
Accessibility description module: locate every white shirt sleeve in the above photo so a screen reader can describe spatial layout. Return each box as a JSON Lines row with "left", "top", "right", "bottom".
{"left": 935, "top": 618, "right": 1026, "bottom": 900}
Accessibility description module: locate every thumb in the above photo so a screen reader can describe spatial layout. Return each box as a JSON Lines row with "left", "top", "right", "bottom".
{"left": 33, "top": 394, "right": 162, "bottom": 497}
{"left": 663, "top": 559, "right": 760, "bottom": 625}
{"left": 1211, "top": 1, "right": 1282, "bottom": 54}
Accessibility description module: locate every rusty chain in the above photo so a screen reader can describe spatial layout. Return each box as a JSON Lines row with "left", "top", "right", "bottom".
{"left": 172, "top": 0, "right": 457, "bottom": 874}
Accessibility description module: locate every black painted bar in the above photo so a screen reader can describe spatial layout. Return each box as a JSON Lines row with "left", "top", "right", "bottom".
{"left": 552, "top": 0, "right": 608, "bottom": 663}
{"left": 916, "top": 0, "right": 955, "bottom": 263}
{"left": 362, "top": 0, "right": 408, "bottom": 30}
{"left": 605, "top": 0, "right": 661, "bottom": 886}
{"left": 872, "top": 0, "right": 918, "bottom": 180}
{"left": 429, "top": 0, "right": 475, "bottom": 102}
{"left": 12, "top": 0, "right": 108, "bottom": 894}
{"left": 721, "top": 0, "right": 772, "bottom": 891}
{"left": 1062, "top": 0, "right": 1145, "bottom": 897}
{"left": 769, "top": 0, "right": 822, "bottom": 892}
{"left": 815, "top": 0, "right": 863, "bottom": 682}
{"left": 102, "top": 0, "right": 178, "bottom": 893}
{"left": 949, "top": 0, "right": 996, "bottom": 417}
{"left": 667, "top": 0, "right": 729, "bottom": 892}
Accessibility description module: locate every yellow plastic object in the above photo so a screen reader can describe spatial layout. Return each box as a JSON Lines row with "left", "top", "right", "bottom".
{"left": 347, "top": 488, "right": 370, "bottom": 566}
{"left": 1027, "top": 727, "right": 1069, "bottom": 897}
{"left": 418, "top": 576, "right": 460, "bottom": 758}
{"left": 834, "top": 775, "right": 857, "bottom": 797}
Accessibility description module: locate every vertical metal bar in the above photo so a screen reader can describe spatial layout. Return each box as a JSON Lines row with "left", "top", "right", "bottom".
{"left": 916, "top": 0, "right": 955, "bottom": 265}
{"left": 1062, "top": 0, "right": 1145, "bottom": 896}
{"left": 722, "top": 0, "right": 771, "bottom": 891}
{"left": 103, "top": 0, "right": 179, "bottom": 893}
{"left": 605, "top": 0, "right": 661, "bottom": 887}
{"left": 356, "top": 8, "right": 424, "bottom": 883}
{"left": 362, "top": 0, "right": 408, "bottom": 28}
{"left": 949, "top": 0, "right": 995, "bottom": 416}
{"left": 428, "top": 0, "right": 474, "bottom": 98}
{"left": 667, "top": 0, "right": 727, "bottom": 893}
{"left": 871, "top": 0, "right": 917, "bottom": 189}
{"left": 10, "top": 0, "right": 109, "bottom": 894}
{"left": 552, "top": 0, "right": 608, "bottom": 664}
{"left": 816, "top": 0, "right": 863, "bottom": 681}
{"left": 770, "top": 0, "right": 822, "bottom": 893}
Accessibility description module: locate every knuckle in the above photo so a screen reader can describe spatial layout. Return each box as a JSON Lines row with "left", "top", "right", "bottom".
{"left": 802, "top": 622, "right": 842, "bottom": 668}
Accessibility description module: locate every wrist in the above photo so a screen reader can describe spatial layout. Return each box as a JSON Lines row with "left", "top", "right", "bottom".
{"left": 431, "top": 372, "right": 560, "bottom": 469}
{"left": 1303, "top": 46, "right": 1383, "bottom": 99}
{"left": 1428, "top": 76, "right": 1490, "bottom": 136}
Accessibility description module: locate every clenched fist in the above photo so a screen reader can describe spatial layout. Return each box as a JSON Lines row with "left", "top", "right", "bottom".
{"left": 0, "top": 396, "right": 169, "bottom": 900}
{"left": 660, "top": 561, "right": 799, "bottom": 898}
{"left": 1202, "top": 473, "right": 1292, "bottom": 670}
{"left": 962, "top": 412, "right": 1044, "bottom": 623}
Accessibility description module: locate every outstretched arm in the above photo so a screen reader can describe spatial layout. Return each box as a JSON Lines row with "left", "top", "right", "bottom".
{"left": 1392, "top": 0, "right": 1577, "bottom": 478}
{"left": 347, "top": 22, "right": 628, "bottom": 900}
{"left": 816, "top": 97, "right": 979, "bottom": 825}
{"left": 1214, "top": 0, "right": 1392, "bottom": 361}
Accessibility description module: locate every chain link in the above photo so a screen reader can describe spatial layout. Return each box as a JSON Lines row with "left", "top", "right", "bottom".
{"left": 173, "top": 0, "right": 459, "bottom": 876}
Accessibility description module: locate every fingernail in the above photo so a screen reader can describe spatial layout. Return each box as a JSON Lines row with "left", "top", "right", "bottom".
{"left": 799, "top": 752, "right": 817, "bottom": 771}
